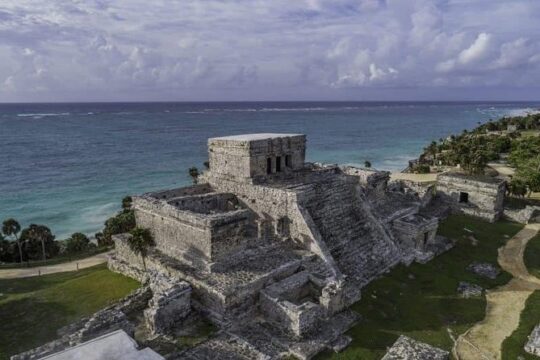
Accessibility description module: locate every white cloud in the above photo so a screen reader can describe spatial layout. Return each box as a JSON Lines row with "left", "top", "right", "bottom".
{"left": 0, "top": 0, "right": 539, "bottom": 101}
{"left": 458, "top": 32, "right": 491, "bottom": 64}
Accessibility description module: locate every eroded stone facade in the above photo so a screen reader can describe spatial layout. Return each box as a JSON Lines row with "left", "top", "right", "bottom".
{"left": 437, "top": 172, "right": 506, "bottom": 222}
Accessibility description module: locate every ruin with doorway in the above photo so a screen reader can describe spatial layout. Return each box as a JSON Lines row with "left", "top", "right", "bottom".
{"left": 437, "top": 172, "right": 506, "bottom": 222}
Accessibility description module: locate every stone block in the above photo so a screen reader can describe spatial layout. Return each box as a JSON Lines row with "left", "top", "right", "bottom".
{"left": 382, "top": 335, "right": 449, "bottom": 360}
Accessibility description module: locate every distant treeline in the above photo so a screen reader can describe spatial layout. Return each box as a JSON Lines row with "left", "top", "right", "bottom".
{"left": 0, "top": 196, "right": 136, "bottom": 263}
{"left": 413, "top": 112, "right": 540, "bottom": 197}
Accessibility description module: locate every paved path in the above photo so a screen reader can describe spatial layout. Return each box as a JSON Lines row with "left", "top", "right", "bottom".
{"left": 453, "top": 223, "right": 540, "bottom": 360}
{"left": 0, "top": 251, "right": 112, "bottom": 279}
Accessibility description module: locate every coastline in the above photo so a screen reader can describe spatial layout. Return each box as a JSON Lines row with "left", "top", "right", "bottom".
{"left": 1, "top": 102, "right": 539, "bottom": 239}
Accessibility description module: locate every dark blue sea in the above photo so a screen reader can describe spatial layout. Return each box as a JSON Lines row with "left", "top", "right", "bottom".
{"left": 1, "top": 102, "right": 539, "bottom": 239}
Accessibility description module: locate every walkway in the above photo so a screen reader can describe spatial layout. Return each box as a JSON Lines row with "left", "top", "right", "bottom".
{"left": 0, "top": 251, "right": 112, "bottom": 279}
{"left": 453, "top": 223, "right": 540, "bottom": 360}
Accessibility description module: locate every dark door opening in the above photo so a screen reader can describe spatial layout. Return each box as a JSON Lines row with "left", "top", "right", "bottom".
{"left": 423, "top": 232, "right": 429, "bottom": 247}
{"left": 285, "top": 155, "right": 292, "bottom": 168}
{"left": 459, "top": 192, "right": 469, "bottom": 203}
{"left": 267, "top": 158, "right": 272, "bottom": 174}
{"left": 276, "top": 156, "right": 282, "bottom": 172}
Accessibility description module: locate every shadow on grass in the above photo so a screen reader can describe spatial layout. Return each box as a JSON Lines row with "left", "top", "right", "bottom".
{"left": 0, "top": 297, "right": 72, "bottom": 359}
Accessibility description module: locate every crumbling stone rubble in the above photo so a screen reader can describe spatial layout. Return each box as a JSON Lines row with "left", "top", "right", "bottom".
{"left": 457, "top": 281, "right": 483, "bottom": 298}
{"left": 382, "top": 335, "right": 449, "bottom": 360}
{"left": 467, "top": 262, "right": 500, "bottom": 279}
{"left": 144, "top": 272, "right": 192, "bottom": 335}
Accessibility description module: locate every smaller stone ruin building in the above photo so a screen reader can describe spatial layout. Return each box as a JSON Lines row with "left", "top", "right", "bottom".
{"left": 101, "top": 133, "right": 453, "bottom": 359}
{"left": 437, "top": 172, "right": 506, "bottom": 222}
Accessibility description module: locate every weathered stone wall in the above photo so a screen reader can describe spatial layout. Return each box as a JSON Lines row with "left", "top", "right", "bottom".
{"left": 437, "top": 173, "right": 505, "bottom": 222}
{"left": 133, "top": 195, "right": 257, "bottom": 268}
{"left": 392, "top": 215, "right": 438, "bottom": 251}
{"left": 144, "top": 273, "right": 191, "bottom": 334}
{"left": 208, "top": 134, "right": 306, "bottom": 183}
{"left": 110, "top": 235, "right": 303, "bottom": 324}
{"left": 133, "top": 198, "right": 212, "bottom": 268}
{"left": 392, "top": 180, "right": 435, "bottom": 207}
{"left": 341, "top": 166, "right": 390, "bottom": 194}
{"left": 260, "top": 271, "right": 325, "bottom": 338}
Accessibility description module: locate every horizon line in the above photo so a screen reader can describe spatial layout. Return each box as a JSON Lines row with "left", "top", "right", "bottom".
{"left": 1, "top": 100, "right": 540, "bottom": 105}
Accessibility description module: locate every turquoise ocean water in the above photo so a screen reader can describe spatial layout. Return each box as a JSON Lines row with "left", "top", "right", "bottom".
{"left": 1, "top": 102, "right": 539, "bottom": 239}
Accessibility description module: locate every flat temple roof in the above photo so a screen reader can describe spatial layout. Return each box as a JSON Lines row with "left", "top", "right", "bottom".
{"left": 209, "top": 133, "right": 304, "bottom": 142}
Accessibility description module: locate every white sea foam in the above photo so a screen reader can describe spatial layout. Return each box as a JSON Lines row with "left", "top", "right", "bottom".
{"left": 476, "top": 107, "right": 540, "bottom": 118}
{"left": 79, "top": 202, "right": 118, "bottom": 232}
{"left": 260, "top": 107, "right": 327, "bottom": 112}
{"left": 505, "top": 107, "right": 540, "bottom": 117}
{"left": 17, "top": 112, "right": 70, "bottom": 118}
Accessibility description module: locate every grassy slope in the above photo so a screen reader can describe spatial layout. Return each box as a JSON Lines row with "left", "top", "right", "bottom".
{"left": 0, "top": 264, "right": 139, "bottom": 359}
{"left": 500, "top": 232, "right": 540, "bottom": 359}
{"left": 318, "top": 215, "right": 522, "bottom": 360}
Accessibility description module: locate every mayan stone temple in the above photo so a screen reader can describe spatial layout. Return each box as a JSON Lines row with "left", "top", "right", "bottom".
{"left": 102, "top": 133, "right": 453, "bottom": 359}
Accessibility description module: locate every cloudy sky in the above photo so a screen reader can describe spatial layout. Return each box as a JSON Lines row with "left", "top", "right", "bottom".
{"left": 1, "top": 0, "right": 539, "bottom": 102}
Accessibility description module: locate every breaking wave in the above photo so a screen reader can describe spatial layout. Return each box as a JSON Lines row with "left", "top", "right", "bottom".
{"left": 476, "top": 106, "right": 540, "bottom": 118}
{"left": 17, "top": 112, "right": 70, "bottom": 118}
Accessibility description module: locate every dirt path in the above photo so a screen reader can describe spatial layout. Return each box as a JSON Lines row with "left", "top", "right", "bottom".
{"left": 0, "top": 251, "right": 112, "bottom": 279}
{"left": 453, "top": 223, "right": 540, "bottom": 360}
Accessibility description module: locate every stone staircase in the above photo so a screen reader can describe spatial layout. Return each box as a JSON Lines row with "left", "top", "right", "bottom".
{"left": 302, "top": 177, "right": 401, "bottom": 289}
{"left": 304, "top": 179, "right": 368, "bottom": 251}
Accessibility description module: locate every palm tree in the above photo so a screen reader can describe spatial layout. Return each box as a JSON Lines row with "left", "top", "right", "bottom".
{"left": 188, "top": 167, "right": 199, "bottom": 184}
{"left": 121, "top": 196, "right": 133, "bottom": 211}
{"left": 128, "top": 227, "right": 155, "bottom": 270}
{"left": 2, "top": 218, "right": 23, "bottom": 263}
{"left": 21, "top": 225, "right": 54, "bottom": 261}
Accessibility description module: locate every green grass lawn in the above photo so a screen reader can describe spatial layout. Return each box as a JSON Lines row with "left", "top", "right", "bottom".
{"left": 0, "top": 264, "right": 139, "bottom": 359}
{"left": 524, "top": 233, "right": 540, "bottom": 279}
{"left": 317, "top": 214, "right": 523, "bottom": 360}
{"left": 0, "top": 247, "right": 112, "bottom": 269}
{"left": 501, "top": 232, "right": 540, "bottom": 359}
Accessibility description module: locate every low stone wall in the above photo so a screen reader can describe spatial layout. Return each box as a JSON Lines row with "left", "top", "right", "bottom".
{"left": 504, "top": 205, "right": 540, "bottom": 224}
{"left": 167, "top": 192, "right": 239, "bottom": 214}
{"left": 148, "top": 184, "right": 213, "bottom": 200}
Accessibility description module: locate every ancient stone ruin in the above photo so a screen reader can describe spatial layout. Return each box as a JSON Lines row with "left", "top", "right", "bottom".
{"left": 103, "top": 133, "right": 452, "bottom": 359}
{"left": 15, "top": 133, "right": 468, "bottom": 360}
{"left": 437, "top": 172, "right": 506, "bottom": 222}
